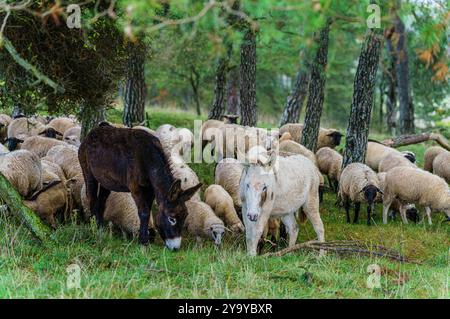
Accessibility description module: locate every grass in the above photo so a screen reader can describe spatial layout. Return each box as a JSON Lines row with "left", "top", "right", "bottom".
{"left": 0, "top": 108, "right": 448, "bottom": 299}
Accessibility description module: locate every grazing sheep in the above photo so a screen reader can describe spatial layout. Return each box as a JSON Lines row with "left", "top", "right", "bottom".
{"left": 204, "top": 184, "right": 244, "bottom": 233}
{"left": 279, "top": 123, "right": 343, "bottom": 150}
{"left": 0, "top": 114, "right": 12, "bottom": 142}
{"left": 155, "top": 124, "right": 181, "bottom": 155}
{"left": 240, "top": 152, "right": 325, "bottom": 256}
{"left": 0, "top": 150, "right": 42, "bottom": 198}
{"left": 169, "top": 154, "right": 201, "bottom": 202}
{"left": 6, "top": 117, "right": 46, "bottom": 150}
{"left": 24, "top": 165, "right": 69, "bottom": 228}
{"left": 378, "top": 152, "right": 417, "bottom": 173}
{"left": 365, "top": 141, "right": 416, "bottom": 171}
{"left": 62, "top": 126, "right": 81, "bottom": 147}
{"left": 47, "top": 117, "right": 77, "bottom": 137}
{"left": 184, "top": 200, "right": 225, "bottom": 246}
{"left": 20, "top": 135, "right": 67, "bottom": 158}
{"left": 279, "top": 140, "right": 317, "bottom": 165}
{"left": 316, "top": 147, "right": 343, "bottom": 192}
{"left": 338, "top": 163, "right": 383, "bottom": 225}
{"left": 80, "top": 185, "right": 155, "bottom": 238}
{"left": 433, "top": 151, "right": 450, "bottom": 184}
{"left": 382, "top": 166, "right": 450, "bottom": 225}
{"left": 215, "top": 158, "right": 244, "bottom": 208}
{"left": 424, "top": 146, "right": 447, "bottom": 172}
{"left": 377, "top": 172, "right": 419, "bottom": 223}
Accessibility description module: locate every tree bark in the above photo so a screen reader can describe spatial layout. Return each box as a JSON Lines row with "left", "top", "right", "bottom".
{"left": 80, "top": 105, "right": 106, "bottom": 141}
{"left": 300, "top": 20, "right": 331, "bottom": 151}
{"left": 394, "top": 15, "right": 414, "bottom": 134}
{"left": 226, "top": 66, "right": 240, "bottom": 116}
{"left": 381, "top": 133, "right": 450, "bottom": 151}
{"left": 385, "top": 29, "right": 398, "bottom": 135}
{"left": 0, "top": 173, "right": 52, "bottom": 244}
{"left": 189, "top": 66, "right": 201, "bottom": 116}
{"left": 279, "top": 68, "right": 310, "bottom": 126}
{"left": 123, "top": 42, "right": 147, "bottom": 127}
{"left": 342, "top": 25, "right": 384, "bottom": 167}
{"left": 239, "top": 27, "right": 258, "bottom": 126}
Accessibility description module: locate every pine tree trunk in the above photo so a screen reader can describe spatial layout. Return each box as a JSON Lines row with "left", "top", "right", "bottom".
{"left": 239, "top": 27, "right": 257, "bottom": 127}
{"left": 342, "top": 26, "right": 384, "bottom": 167}
{"left": 208, "top": 54, "right": 229, "bottom": 120}
{"left": 0, "top": 173, "right": 52, "bottom": 243}
{"left": 279, "top": 69, "right": 310, "bottom": 126}
{"left": 385, "top": 31, "right": 397, "bottom": 136}
{"left": 226, "top": 66, "right": 240, "bottom": 116}
{"left": 300, "top": 20, "right": 331, "bottom": 151}
{"left": 80, "top": 105, "right": 106, "bottom": 142}
{"left": 394, "top": 15, "right": 414, "bottom": 134}
{"left": 123, "top": 42, "right": 147, "bottom": 127}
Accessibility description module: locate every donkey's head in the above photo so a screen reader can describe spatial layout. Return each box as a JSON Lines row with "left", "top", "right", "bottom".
{"left": 156, "top": 179, "right": 202, "bottom": 251}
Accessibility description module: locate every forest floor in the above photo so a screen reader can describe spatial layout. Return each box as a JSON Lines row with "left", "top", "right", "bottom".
{"left": 0, "top": 108, "right": 448, "bottom": 298}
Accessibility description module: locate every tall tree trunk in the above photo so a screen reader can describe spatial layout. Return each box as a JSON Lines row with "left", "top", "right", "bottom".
{"left": 190, "top": 66, "right": 201, "bottom": 116}
{"left": 342, "top": 25, "right": 384, "bottom": 167}
{"left": 394, "top": 15, "right": 414, "bottom": 134}
{"left": 0, "top": 173, "right": 52, "bottom": 244}
{"left": 123, "top": 42, "right": 147, "bottom": 127}
{"left": 279, "top": 68, "right": 310, "bottom": 126}
{"left": 239, "top": 27, "right": 257, "bottom": 127}
{"left": 385, "top": 30, "right": 398, "bottom": 136}
{"left": 300, "top": 20, "right": 331, "bottom": 151}
{"left": 80, "top": 105, "right": 106, "bottom": 141}
{"left": 226, "top": 66, "right": 240, "bottom": 116}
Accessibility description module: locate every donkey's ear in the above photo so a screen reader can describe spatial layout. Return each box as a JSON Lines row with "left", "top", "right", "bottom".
{"left": 178, "top": 183, "right": 202, "bottom": 203}
{"left": 168, "top": 179, "right": 182, "bottom": 202}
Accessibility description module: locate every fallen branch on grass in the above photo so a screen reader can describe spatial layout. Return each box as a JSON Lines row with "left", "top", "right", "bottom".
{"left": 381, "top": 132, "right": 450, "bottom": 151}
{"left": 263, "top": 240, "right": 415, "bottom": 263}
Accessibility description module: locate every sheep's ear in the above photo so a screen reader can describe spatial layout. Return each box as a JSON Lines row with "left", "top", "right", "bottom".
{"left": 168, "top": 179, "right": 183, "bottom": 202}
{"left": 178, "top": 183, "right": 202, "bottom": 203}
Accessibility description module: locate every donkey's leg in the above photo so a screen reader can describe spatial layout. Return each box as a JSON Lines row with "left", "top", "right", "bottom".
{"left": 131, "top": 187, "right": 153, "bottom": 245}
{"left": 144, "top": 187, "right": 156, "bottom": 243}
{"left": 85, "top": 173, "right": 100, "bottom": 225}
{"left": 281, "top": 214, "right": 299, "bottom": 247}
{"left": 243, "top": 210, "right": 270, "bottom": 256}
{"left": 95, "top": 186, "right": 111, "bottom": 226}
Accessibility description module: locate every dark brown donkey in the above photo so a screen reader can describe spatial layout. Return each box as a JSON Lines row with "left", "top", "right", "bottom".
{"left": 78, "top": 123, "right": 201, "bottom": 250}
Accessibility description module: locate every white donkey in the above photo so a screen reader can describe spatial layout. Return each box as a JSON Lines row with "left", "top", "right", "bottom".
{"left": 240, "top": 151, "right": 325, "bottom": 256}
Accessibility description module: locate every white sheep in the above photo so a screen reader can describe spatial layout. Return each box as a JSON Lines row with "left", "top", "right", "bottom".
{"left": 184, "top": 200, "right": 225, "bottom": 246}
{"left": 378, "top": 152, "right": 417, "bottom": 172}
{"left": 365, "top": 141, "right": 416, "bottom": 171}
{"left": 169, "top": 154, "right": 201, "bottom": 202}
{"left": 279, "top": 139, "right": 317, "bottom": 165}
{"left": 432, "top": 151, "right": 450, "bottom": 184}
{"left": 204, "top": 184, "right": 244, "bottom": 233}
{"left": 240, "top": 152, "right": 325, "bottom": 256}
{"left": 0, "top": 150, "right": 42, "bottom": 198}
{"left": 46, "top": 117, "right": 78, "bottom": 137}
{"left": 315, "top": 147, "right": 343, "bottom": 192}
{"left": 6, "top": 117, "right": 46, "bottom": 150}
{"left": 338, "top": 163, "right": 383, "bottom": 225}
{"left": 20, "top": 135, "right": 67, "bottom": 158}
{"left": 279, "top": 123, "right": 343, "bottom": 150}
{"left": 62, "top": 126, "right": 81, "bottom": 147}
{"left": 382, "top": 166, "right": 450, "bottom": 225}
{"left": 215, "top": 158, "right": 244, "bottom": 208}
{"left": 424, "top": 146, "right": 447, "bottom": 172}
{"left": 155, "top": 124, "right": 180, "bottom": 153}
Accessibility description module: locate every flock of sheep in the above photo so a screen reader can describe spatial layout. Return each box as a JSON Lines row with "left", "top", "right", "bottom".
{"left": 0, "top": 112, "right": 449, "bottom": 255}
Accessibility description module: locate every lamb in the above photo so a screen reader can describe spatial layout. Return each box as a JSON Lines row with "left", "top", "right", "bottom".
{"left": 204, "top": 184, "right": 245, "bottom": 233}
{"left": 44, "top": 144, "right": 85, "bottom": 213}
{"left": 24, "top": 163, "right": 69, "bottom": 228}
{"left": 376, "top": 172, "right": 419, "bottom": 223}
{"left": 215, "top": 158, "right": 244, "bottom": 208}
{"left": 20, "top": 135, "right": 67, "bottom": 158}
{"left": 338, "top": 163, "right": 383, "bottom": 225}
{"left": 382, "top": 166, "right": 450, "bottom": 225}
{"left": 0, "top": 114, "right": 12, "bottom": 142}
{"left": 424, "top": 146, "right": 447, "bottom": 172}
{"left": 6, "top": 117, "right": 46, "bottom": 150}
{"left": 62, "top": 126, "right": 81, "bottom": 147}
{"left": 0, "top": 150, "right": 42, "bottom": 198}
{"left": 378, "top": 152, "right": 417, "bottom": 173}
{"left": 433, "top": 151, "right": 450, "bottom": 184}
{"left": 184, "top": 200, "right": 225, "bottom": 246}
{"left": 80, "top": 185, "right": 156, "bottom": 238}
{"left": 240, "top": 151, "right": 325, "bottom": 256}
{"left": 316, "top": 147, "right": 343, "bottom": 192}
{"left": 46, "top": 117, "right": 78, "bottom": 137}
{"left": 279, "top": 123, "right": 343, "bottom": 149}
{"left": 365, "top": 141, "right": 416, "bottom": 171}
